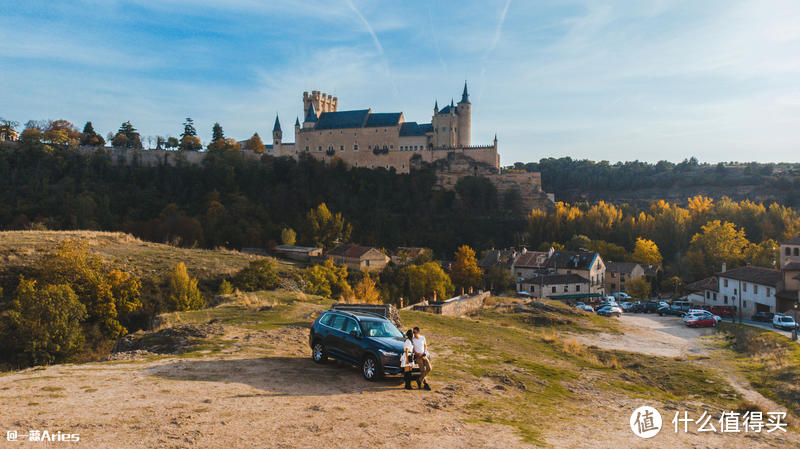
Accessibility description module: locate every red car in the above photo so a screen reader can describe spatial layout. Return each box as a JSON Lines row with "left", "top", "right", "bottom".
{"left": 684, "top": 314, "right": 716, "bottom": 328}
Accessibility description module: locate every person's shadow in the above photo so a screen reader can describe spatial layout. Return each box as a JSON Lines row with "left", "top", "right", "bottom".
{"left": 146, "top": 356, "right": 405, "bottom": 396}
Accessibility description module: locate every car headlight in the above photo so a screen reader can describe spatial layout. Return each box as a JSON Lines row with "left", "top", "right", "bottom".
{"left": 378, "top": 349, "right": 399, "bottom": 357}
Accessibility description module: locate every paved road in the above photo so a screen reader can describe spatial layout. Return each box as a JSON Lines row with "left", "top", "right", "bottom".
{"left": 724, "top": 316, "right": 798, "bottom": 338}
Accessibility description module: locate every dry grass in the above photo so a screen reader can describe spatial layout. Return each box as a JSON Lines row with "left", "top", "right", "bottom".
{"left": 0, "top": 230, "right": 290, "bottom": 281}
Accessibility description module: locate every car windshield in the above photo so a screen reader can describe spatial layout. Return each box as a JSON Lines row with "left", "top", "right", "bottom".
{"left": 359, "top": 320, "right": 403, "bottom": 338}
{"left": 780, "top": 317, "right": 793, "bottom": 322}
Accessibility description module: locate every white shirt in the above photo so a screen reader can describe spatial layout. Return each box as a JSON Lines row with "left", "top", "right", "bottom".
{"left": 412, "top": 335, "right": 427, "bottom": 355}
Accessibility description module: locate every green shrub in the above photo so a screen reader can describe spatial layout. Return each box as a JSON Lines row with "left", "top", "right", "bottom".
{"left": 233, "top": 259, "right": 280, "bottom": 291}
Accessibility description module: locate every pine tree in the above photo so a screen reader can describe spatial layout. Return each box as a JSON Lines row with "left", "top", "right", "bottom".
{"left": 182, "top": 118, "right": 197, "bottom": 138}
{"left": 211, "top": 123, "right": 224, "bottom": 142}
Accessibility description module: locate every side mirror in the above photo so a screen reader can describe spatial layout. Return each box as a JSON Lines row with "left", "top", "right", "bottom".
{"left": 350, "top": 330, "right": 360, "bottom": 338}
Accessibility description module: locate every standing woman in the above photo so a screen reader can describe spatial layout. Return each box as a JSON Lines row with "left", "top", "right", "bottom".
{"left": 401, "top": 329, "right": 415, "bottom": 390}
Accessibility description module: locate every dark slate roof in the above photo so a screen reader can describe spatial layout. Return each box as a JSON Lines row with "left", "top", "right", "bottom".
{"left": 295, "top": 117, "right": 300, "bottom": 127}
{"left": 315, "top": 109, "right": 370, "bottom": 129}
{"left": 522, "top": 273, "right": 589, "bottom": 285}
{"left": 273, "top": 115, "right": 281, "bottom": 132}
{"left": 304, "top": 103, "right": 318, "bottom": 123}
{"left": 605, "top": 262, "right": 641, "bottom": 274}
{"left": 783, "top": 235, "right": 800, "bottom": 245}
{"left": 716, "top": 266, "right": 782, "bottom": 287}
{"left": 514, "top": 251, "right": 549, "bottom": 268}
{"left": 365, "top": 112, "right": 402, "bottom": 128}
{"left": 460, "top": 81, "right": 470, "bottom": 104}
{"left": 438, "top": 104, "right": 457, "bottom": 115}
{"left": 479, "top": 248, "right": 518, "bottom": 268}
{"left": 399, "top": 122, "right": 426, "bottom": 137}
{"left": 545, "top": 251, "right": 599, "bottom": 270}
{"left": 642, "top": 264, "right": 662, "bottom": 276}
{"left": 418, "top": 123, "right": 433, "bottom": 133}
{"left": 687, "top": 276, "right": 719, "bottom": 292}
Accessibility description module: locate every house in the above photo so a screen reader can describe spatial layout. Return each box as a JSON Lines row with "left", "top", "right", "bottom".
{"left": 686, "top": 276, "right": 719, "bottom": 305}
{"left": 779, "top": 235, "right": 800, "bottom": 269}
{"left": 777, "top": 235, "right": 800, "bottom": 309}
{"left": 545, "top": 250, "right": 606, "bottom": 295}
{"left": 716, "top": 266, "right": 783, "bottom": 315}
{"left": 604, "top": 262, "right": 645, "bottom": 294}
{"left": 326, "top": 244, "right": 390, "bottom": 271}
{"left": 478, "top": 248, "right": 519, "bottom": 270}
{"left": 273, "top": 245, "right": 322, "bottom": 262}
{"left": 510, "top": 249, "right": 551, "bottom": 280}
{"left": 516, "top": 273, "right": 592, "bottom": 301}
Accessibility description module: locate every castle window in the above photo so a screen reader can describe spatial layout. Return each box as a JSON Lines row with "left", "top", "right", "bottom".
{"left": 795, "top": 248, "right": 799, "bottom": 256}
{"left": 786, "top": 247, "right": 791, "bottom": 256}
{"left": 390, "top": 144, "right": 393, "bottom": 149}
{"left": 305, "top": 146, "right": 309, "bottom": 152}
{"left": 340, "top": 145, "right": 344, "bottom": 151}
{"left": 353, "top": 144, "right": 358, "bottom": 151}
{"left": 442, "top": 127, "right": 446, "bottom": 131}
{"left": 317, "top": 146, "right": 322, "bottom": 152}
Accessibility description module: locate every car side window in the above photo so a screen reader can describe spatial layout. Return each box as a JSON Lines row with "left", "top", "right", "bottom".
{"left": 319, "top": 313, "right": 333, "bottom": 326}
{"left": 343, "top": 318, "right": 359, "bottom": 334}
{"left": 329, "top": 315, "right": 345, "bottom": 331}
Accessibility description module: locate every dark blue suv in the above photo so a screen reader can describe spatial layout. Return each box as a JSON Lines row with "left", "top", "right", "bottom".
{"left": 309, "top": 310, "right": 409, "bottom": 380}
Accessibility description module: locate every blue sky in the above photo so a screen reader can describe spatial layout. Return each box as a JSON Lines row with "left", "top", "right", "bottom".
{"left": 1, "top": 0, "right": 799, "bottom": 164}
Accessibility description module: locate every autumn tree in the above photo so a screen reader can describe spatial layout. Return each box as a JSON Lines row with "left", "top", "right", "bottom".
{"left": 244, "top": 132, "right": 265, "bottom": 152}
{"left": 450, "top": 245, "right": 483, "bottom": 293}
{"left": 179, "top": 118, "right": 202, "bottom": 151}
{"left": 626, "top": 277, "right": 651, "bottom": 300}
{"left": 211, "top": 122, "right": 224, "bottom": 142}
{"left": 43, "top": 120, "right": 81, "bottom": 148}
{"left": 4, "top": 278, "right": 87, "bottom": 366}
{"left": 233, "top": 259, "right": 280, "bottom": 291}
{"left": 37, "top": 241, "right": 142, "bottom": 339}
{"left": 399, "top": 262, "right": 454, "bottom": 304}
{"left": 112, "top": 121, "right": 142, "bottom": 149}
{"left": 306, "top": 203, "right": 352, "bottom": 249}
{"left": 631, "top": 238, "right": 663, "bottom": 266}
{"left": 304, "top": 258, "right": 352, "bottom": 299}
{"left": 686, "top": 220, "right": 750, "bottom": 279}
{"left": 165, "top": 262, "right": 204, "bottom": 311}
{"left": 353, "top": 270, "right": 380, "bottom": 303}
{"left": 281, "top": 228, "right": 297, "bottom": 246}
{"left": 166, "top": 136, "right": 180, "bottom": 149}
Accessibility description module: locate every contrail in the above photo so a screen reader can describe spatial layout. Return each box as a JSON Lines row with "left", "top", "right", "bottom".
{"left": 480, "top": 0, "right": 512, "bottom": 102}
{"left": 344, "top": 0, "right": 399, "bottom": 98}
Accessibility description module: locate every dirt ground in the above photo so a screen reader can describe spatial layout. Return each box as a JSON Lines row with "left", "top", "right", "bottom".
{"left": 1, "top": 314, "right": 798, "bottom": 448}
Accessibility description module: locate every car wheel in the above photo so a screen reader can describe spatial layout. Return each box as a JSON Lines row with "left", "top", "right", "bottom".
{"left": 312, "top": 341, "right": 327, "bottom": 363}
{"left": 361, "top": 354, "right": 382, "bottom": 381}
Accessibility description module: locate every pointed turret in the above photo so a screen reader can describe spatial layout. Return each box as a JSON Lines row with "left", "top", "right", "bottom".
{"left": 295, "top": 117, "right": 300, "bottom": 127}
{"left": 434, "top": 100, "right": 439, "bottom": 113}
{"left": 494, "top": 133, "right": 497, "bottom": 143}
{"left": 273, "top": 114, "right": 281, "bottom": 132}
{"left": 304, "top": 102, "right": 318, "bottom": 123}
{"left": 272, "top": 114, "right": 283, "bottom": 147}
{"left": 460, "top": 81, "right": 470, "bottom": 104}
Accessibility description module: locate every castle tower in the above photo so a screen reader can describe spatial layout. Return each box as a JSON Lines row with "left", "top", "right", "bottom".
{"left": 294, "top": 117, "right": 300, "bottom": 144}
{"left": 272, "top": 114, "right": 282, "bottom": 149}
{"left": 303, "top": 90, "right": 338, "bottom": 118}
{"left": 303, "top": 102, "right": 318, "bottom": 129}
{"left": 457, "top": 81, "right": 471, "bottom": 147}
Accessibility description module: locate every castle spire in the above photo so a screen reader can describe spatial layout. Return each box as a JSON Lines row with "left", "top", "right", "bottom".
{"left": 273, "top": 114, "right": 281, "bottom": 132}
{"left": 460, "top": 81, "right": 470, "bottom": 104}
{"left": 295, "top": 117, "right": 300, "bottom": 127}
{"left": 434, "top": 99, "right": 439, "bottom": 112}
{"left": 304, "top": 102, "right": 318, "bottom": 123}
{"left": 494, "top": 133, "right": 497, "bottom": 143}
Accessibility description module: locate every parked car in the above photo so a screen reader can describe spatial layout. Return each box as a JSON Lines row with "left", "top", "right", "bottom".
{"left": 596, "top": 305, "right": 622, "bottom": 317}
{"left": 707, "top": 305, "right": 737, "bottom": 318}
{"left": 684, "top": 314, "right": 717, "bottom": 328}
{"left": 620, "top": 302, "right": 634, "bottom": 312}
{"left": 684, "top": 310, "right": 721, "bottom": 323}
{"left": 641, "top": 301, "right": 661, "bottom": 314}
{"left": 772, "top": 314, "right": 799, "bottom": 331}
{"left": 751, "top": 312, "right": 774, "bottom": 322}
{"left": 658, "top": 301, "right": 670, "bottom": 309}
{"left": 577, "top": 304, "right": 594, "bottom": 312}
{"left": 658, "top": 306, "right": 685, "bottom": 316}
{"left": 612, "top": 292, "right": 631, "bottom": 301}
{"left": 309, "top": 309, "right": 415, "bottom": 380}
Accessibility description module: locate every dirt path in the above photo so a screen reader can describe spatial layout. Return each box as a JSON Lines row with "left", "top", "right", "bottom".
{"left": 0, "top": 325, "right": 525, "bottom": 449}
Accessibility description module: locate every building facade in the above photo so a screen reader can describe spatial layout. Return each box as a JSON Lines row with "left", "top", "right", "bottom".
{"left": 265, "top": 83, "right": 499, "bottom": 174}
{"left": 604, "top": 262, "right": 646, "bottom": 294}
{"left": 516, "top": 273, "right": 591, "bottom": 300}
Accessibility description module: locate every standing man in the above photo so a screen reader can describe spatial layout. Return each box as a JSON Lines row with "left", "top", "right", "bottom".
{"left": 412, "top": 327, "right": 432, "bottom": 391}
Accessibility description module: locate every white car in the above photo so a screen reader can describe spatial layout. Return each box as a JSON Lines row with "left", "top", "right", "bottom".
{"left": 773, "top": 314, "right": 799, "bottom": 331}
{"left": 683, "top": 310, "right": 721, "bottom": 323}
{"left": 613, "top": 292, "right": 631, "bottom": 301}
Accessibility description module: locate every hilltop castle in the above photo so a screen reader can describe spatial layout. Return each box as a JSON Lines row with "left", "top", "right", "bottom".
{"left": 265, "top": 83, "right": 499, "bottom": 173}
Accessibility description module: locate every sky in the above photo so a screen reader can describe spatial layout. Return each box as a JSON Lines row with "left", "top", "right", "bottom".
{"left": 1, "top": 0, "right": 799, "bottom": 164}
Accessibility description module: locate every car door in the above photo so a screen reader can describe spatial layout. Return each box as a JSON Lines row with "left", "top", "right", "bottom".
{"left": 338, "top": 317, "right": 364, "bottom": 363}
{"left": 324, "top": 314, "right": 348, "bottom": 359}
